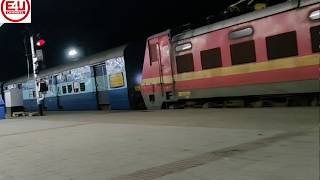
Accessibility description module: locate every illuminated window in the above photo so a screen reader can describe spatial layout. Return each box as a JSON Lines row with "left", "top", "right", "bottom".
{"left": 109, "top": 73, "right": 125, "bottom": 88}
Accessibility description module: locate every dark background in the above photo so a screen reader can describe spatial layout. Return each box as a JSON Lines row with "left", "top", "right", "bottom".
{"left": 0, "top": 0, "right": 282, "bottom": 81}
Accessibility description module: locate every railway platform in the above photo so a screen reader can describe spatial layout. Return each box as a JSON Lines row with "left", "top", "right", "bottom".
{"left": 0, "top": 107, "right": 318, "bottom": 180}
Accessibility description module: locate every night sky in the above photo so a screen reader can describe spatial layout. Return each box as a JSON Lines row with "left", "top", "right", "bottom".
{"left": 0, "top": 0, "right": 280, "bottom": 82}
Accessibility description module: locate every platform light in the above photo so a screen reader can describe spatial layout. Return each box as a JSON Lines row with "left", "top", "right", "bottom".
{"left": 68, "top": 49, "right": 78, "bottom": 56}
{"left": 309, "top": 10, "right": 320, "bottom": 20}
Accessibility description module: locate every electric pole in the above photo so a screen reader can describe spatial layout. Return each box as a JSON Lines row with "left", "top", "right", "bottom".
{"left": 29, "top": 35, "right": 43, "bottom": 116}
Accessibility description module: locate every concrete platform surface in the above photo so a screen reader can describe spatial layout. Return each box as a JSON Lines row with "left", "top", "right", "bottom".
{"left": 0, "top": 108, "right": 318, "bottom": 180}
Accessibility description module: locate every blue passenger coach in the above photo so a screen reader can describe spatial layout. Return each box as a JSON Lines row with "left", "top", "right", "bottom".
{"left": 3, "top": 43, "right": 146, "bottom": 112}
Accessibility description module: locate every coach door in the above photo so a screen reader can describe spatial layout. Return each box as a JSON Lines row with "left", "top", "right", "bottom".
{"left": 148, "top": 34, "right": 175, "bottom": 102}
{"left": 53, "top": 75, "right": 62, "bottom": 110}
{"left": 93, "top": 64, "right": 110, "bottom": 110}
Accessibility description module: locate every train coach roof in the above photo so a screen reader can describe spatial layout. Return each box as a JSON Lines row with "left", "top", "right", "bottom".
{"left": 172, "top": 0, "right": 319, "bottom": 42}
{"left": 4, "top": 45, "right": 127, "bottom": 85}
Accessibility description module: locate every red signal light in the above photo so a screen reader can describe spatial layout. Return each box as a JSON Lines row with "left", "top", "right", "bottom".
{"left": 36, "top": 39, "right": 46, "bottom": 47}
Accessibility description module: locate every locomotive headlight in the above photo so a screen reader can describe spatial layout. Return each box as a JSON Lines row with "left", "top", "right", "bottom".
{"left": 135, "top": 74, "right": 142, "bottom": 84}
{"left": 309, "top": 10, "right": 320, "bottom": 20}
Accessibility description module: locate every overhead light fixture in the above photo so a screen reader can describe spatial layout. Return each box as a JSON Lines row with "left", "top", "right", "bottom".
{"left": 309, "top": 10, "right": 320, "bottom": 20}
{"left": 68, "top": 49, "right": 78, "bottom": 57}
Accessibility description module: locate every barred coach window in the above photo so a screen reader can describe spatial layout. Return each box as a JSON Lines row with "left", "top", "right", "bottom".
{"left": 62, "top": 86, "right": 67, "bottom": 94}
{"left": 230, "top": 40, "right": 256, "bottom": 65}
{"left": 80, "top": 83, "right": 86, "bottom": 92}
{"left": 176, "top": 54, "right": 194, "bottom": 73}
{"left": 68, "top": 85, "right": 73, "bottom": 93}
{"left": 266, "top": 31, "right": 298, "bottom": 60}
{"left": 201, "top": 48, "right": 222, "bottom": 70}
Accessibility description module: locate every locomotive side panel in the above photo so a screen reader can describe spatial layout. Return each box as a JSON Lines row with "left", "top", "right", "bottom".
{"left": 171, "top": 4, "right": 319, "bottom": 99}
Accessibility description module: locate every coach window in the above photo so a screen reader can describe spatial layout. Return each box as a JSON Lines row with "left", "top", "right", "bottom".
{"left": 80, "top": 83, "right": 86, "bottom": 92}
{"left": 149, "top": 43, "right": 159, "bottom": 64}
{"left": 201, "top": 48, "right": 222, "bottom": 69}
{"left": 68, "top": 85, "right": 73, "bottom": 93}
{"left": 176, "top": 53, "right": 195, "bottom": 73}
{"left": 310, "top": 25, "right": 320, "bottom": 53}
{"left": 230, "top": 40, "right": 256, "bottom": 65}
{"left": 74, "top": 83, "right": 79, "bottom": 93}
{"left": 266, "top": 31, "right": 298, "bottom": 60}
{"left": 62, "top": 86, "right": 67, "bottom": 94}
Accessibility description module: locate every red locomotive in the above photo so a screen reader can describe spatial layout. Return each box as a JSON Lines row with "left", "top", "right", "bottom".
{"left": 141, "top": 0, "right": 320, "bottom": 109}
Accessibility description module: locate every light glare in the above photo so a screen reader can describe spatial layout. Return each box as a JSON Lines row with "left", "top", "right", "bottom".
{"left": 68, "top": 49, "right": 78, "bottom": 57}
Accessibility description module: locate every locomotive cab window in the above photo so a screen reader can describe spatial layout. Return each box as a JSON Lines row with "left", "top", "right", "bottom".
{"left": 230, "top": 40, "right": 256, "bottom": 65}
{"left": 266, "top": 31, "right": 298, "bottom": 60}
{"left": 149, "top": 43, "right": 159, "bottom": 64}
{"left": 201, "top": 48, "right": 222, "bottom": 70}
{"left": 310, "top": 25, "right": 320, "bottom": 53}
{"left": 176, "top": 53, "right": 195, "bottom": 73}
